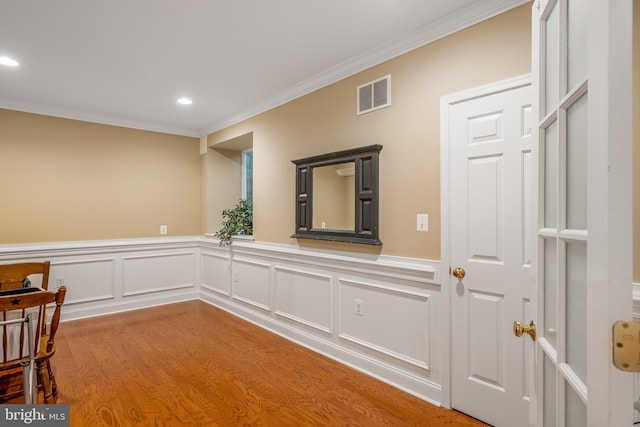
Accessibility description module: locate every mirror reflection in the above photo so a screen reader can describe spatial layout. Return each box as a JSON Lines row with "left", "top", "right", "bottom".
{"left": 312, "top": 162, "right": 355, "bottom": 230}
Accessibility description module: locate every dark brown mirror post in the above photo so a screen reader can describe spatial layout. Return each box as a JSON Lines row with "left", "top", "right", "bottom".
{"left": 292, "top": 144, "right": 382, "bottom": 245}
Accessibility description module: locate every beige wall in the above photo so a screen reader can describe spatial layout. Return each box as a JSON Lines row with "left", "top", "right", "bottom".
{"left": 634, "top": 0, "right": 640, "bottom": 283}
{"left": 0, "top": 109, "right": 201, "bottom": 243}
{"left": 205, "top": 148, "right": 243, "bottom": 234}
{"left": 2, "top": 2, "right": 633, "bottom": 269}
{"left": 206, "top": 4, "right": 532, "bottom": 259}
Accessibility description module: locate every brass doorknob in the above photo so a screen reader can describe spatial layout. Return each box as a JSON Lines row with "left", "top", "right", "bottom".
{"left": 452, "top": 267, "right": 465, "bottom": 279}
{"left": 513, "top": 320, "right": 536, "bottom": 341}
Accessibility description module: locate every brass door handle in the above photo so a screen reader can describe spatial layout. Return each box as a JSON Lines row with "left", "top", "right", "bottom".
{"left": 452, "top": 267, "right": 465, "bottom": 279}
{"left": 513, "top": 320, "right": 536, "bottom": 341}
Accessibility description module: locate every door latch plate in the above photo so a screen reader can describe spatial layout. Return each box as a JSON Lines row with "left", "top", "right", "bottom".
{"left": 612, "top": 320, "right": 640, "bottom": 372}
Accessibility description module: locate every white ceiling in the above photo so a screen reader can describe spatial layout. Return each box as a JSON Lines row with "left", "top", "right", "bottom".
{"left": 0, "top": 0, "right": 526, "bottom": 137}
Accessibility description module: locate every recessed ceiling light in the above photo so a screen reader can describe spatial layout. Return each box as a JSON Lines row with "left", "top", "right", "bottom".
{"left": 0, "top": 56, "right": 19, "bottom": 67}
{"left": 177, "top": 97, "right": 192, "bottom": 105}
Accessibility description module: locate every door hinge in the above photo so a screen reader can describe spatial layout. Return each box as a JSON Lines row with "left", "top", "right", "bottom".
{"left": 612, "top": 321, "right": 640, "bottom": 372}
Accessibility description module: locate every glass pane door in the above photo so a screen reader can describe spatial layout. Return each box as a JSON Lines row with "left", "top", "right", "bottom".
{"left": 537, "top": 0, "right": 588, "bottom": 424}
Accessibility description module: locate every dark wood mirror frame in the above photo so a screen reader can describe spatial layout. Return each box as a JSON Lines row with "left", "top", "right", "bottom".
{"left": 291, "top": 144, "right": 382, "bottom": 245}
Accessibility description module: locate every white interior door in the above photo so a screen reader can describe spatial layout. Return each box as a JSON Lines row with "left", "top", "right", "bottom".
{"left": 531, "top": 0, "right": 634, "bottom": 426}
{"left": 446, "top": 76, "right": 534, "bottom": 427}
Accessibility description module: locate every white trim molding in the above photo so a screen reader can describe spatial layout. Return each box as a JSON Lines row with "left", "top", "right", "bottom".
{"left": 0, "top": 237, "right": 201, "bottom": 321}
{"left": 1, "top": 236, "right": 444, "bottom": 405}
{"left": 198, "top": 237, "right": 442, "bottom": 404}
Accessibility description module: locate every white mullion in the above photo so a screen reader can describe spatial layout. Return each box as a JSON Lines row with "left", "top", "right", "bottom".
{"left": 539, "top": 334, "right": 559, "bottom": 363}
{"left": 558, "top": 370, "right": 566, "bottom": 427}
{"left": 536, "top": 2, "right": 559, "bottom": 426}
{"left": 556, "top": 4, "right": 567, "bottom": 423}
{"left": 559, "top": 361, "right": 588, "bottom": 403}
{"left": 557, "top": 106, "right": 567, "bottom": 233}
{"left": 558, "top": 229, "right": 587, "bottom": 242}
{"left": 559, "top": 0, "right": 569, "bottom": 98}
{"left": 557, "top": 237, "right": 567, "bottom": 364}
{"left": 538, "top": 113, "right": 556, "bottom": 233}
{"left": 537, "top": 233, "right": 547, "bottom": 343}
{"left": 560, "top": 78, "right": 588, "bottom": 110}
{"left": 539, "top": 228, "right": 560, "bottom": 238}
{"left": 538, "top": 0, "right": 551, "bottom": 122}
{"left": 539, "top": 106, "right": 559, "bottom": 130}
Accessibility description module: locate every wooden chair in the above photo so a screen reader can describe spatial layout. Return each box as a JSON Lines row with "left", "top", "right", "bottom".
{"left": 0, "top": 286, "right": 66, "bottom": 403}
{"left": 0, "top": 261, "right": 50, "bottom": 291}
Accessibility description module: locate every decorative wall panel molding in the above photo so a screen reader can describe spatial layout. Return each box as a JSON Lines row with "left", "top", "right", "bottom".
{"left": 51, "top": 258, "right": 116, "bottom": 305}
{"left": 274, "top": 266, "right": 333, "bottom": 334}
{"left": 122, "top": 252, "right": 196, "bottom": 297}
{"left": 225, "top": 240, "right": 438, "bottom": 285}
{"left": 338, "top": 278, "right": 432, "bottom": 371}
{"left": 2, "top": 236, "right": 443, "bottom": 405}
{"left": 0, "top": 237, "right": 200, "bottom": 321}
{"left": 231, "top": 258, "right": 271, "bottom": 311}
{"left": 200, "top": 250, "right": 231, "bottom": 296}
{"left": 199, "top": 237, "right": 442, "bottom": 404}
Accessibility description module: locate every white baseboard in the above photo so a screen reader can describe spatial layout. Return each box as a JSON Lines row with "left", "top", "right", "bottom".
{"left": 0, "top": 237, "right": 202, "bottom": 322}
{"left": 1, "top": 236, "right": 444, "bottom": 406}
{"left": 62, "top": 289, "right": 199, "bottom": 322}
{"left": 199, "top": 291, "right": 443, "bottom": 406}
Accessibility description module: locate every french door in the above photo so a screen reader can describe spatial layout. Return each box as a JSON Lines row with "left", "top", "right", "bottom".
{"left": 531, "top": 0, "right": 633, "bottom": 426}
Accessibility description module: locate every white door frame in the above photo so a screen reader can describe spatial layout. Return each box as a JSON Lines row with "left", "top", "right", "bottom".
{"left": 583, "top": 0, "right": 634, "bottom": 424}
{"left": 440, "top": 73, "right": 532, "bottom": 411}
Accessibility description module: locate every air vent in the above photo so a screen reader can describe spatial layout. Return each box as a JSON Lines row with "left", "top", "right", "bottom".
{"left": 357, "top": 75, "right": 391, "bottom": 115}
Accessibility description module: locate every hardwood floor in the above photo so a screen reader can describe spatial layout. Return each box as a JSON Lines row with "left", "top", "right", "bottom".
{"left": 34, "top": 301, "right": 488, "bottom": 426}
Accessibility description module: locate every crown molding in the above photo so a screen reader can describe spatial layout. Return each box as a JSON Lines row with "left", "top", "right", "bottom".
{"left": 1, "top": 0, "right": 528, "bottom": 139}
{"left": 199, "top": 0, "right": 530, "bottom": 136}
{"left": 0, "top": 99, "right": 200, "bottom": 138}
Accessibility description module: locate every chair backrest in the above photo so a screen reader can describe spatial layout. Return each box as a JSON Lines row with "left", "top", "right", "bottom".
{"left": 0, "top": 262, "right": 50, "bottom": 291}
{"left": 0, "top": 287, "right": 66, "bottom": 367}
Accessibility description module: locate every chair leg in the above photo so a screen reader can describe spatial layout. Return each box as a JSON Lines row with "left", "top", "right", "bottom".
{"left": 46, "top": 360, "right": 58, "bottom": 397}
{"left": 37, "top": 361, "right": 55, "bottom": 404}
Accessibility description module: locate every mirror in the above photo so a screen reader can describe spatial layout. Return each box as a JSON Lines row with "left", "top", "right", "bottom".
{"left": 312, "top": 162, "right": 355, "bottom": 231}
{"left": 292, "top": 145, "right": 382, "bottom": 245}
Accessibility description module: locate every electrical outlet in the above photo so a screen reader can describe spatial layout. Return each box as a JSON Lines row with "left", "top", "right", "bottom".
{"left": 417, "top": 214, "right": 428, "bottom": 232}
{"left": 355, "top": 299, "right": 364, "bottom": 316}
{"left": 160, "top": 225, "right": 168, "bottom": 235}
{"left": 55, "top": 277, "right": 64, "bottom": 288}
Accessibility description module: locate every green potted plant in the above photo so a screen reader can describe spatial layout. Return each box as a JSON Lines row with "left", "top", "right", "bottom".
{"left": 214, "top": 199, "right": 253, "bottom": 246}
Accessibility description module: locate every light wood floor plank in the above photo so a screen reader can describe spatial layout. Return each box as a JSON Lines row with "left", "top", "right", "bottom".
{"left": 11, "top": 300, "right": 489, "bottom": 426}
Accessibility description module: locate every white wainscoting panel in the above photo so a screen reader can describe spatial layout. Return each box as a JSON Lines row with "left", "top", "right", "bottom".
{"left": 201, "top": 251, "right": 231, "bottom": 296}
{"left": 51, "top": 258, "right": 116, "bottom": 304}
{"left": 0, "top": 237, "right": 200, "bottom": 321}
{"left": 338, "top": 278, "right": 432, "bottom": 371}
{"left": 231, "top": 257, "right": 271, "bottom": 311}
{"left": 122, "top": 252, "right": 195, "bottom": 297}
{"left": 199, "top": 238, "right": 442, "bottom": 405}
{"left": 2, "top": 236, "right": 444, "bottom": 406}
{"left": 274, "top": 266, "right": 332, "bottom": 334}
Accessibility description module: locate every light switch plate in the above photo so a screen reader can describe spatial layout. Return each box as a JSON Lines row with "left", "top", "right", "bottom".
{"left": 417, "top": 214, "right": 428, "bottom": 232}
